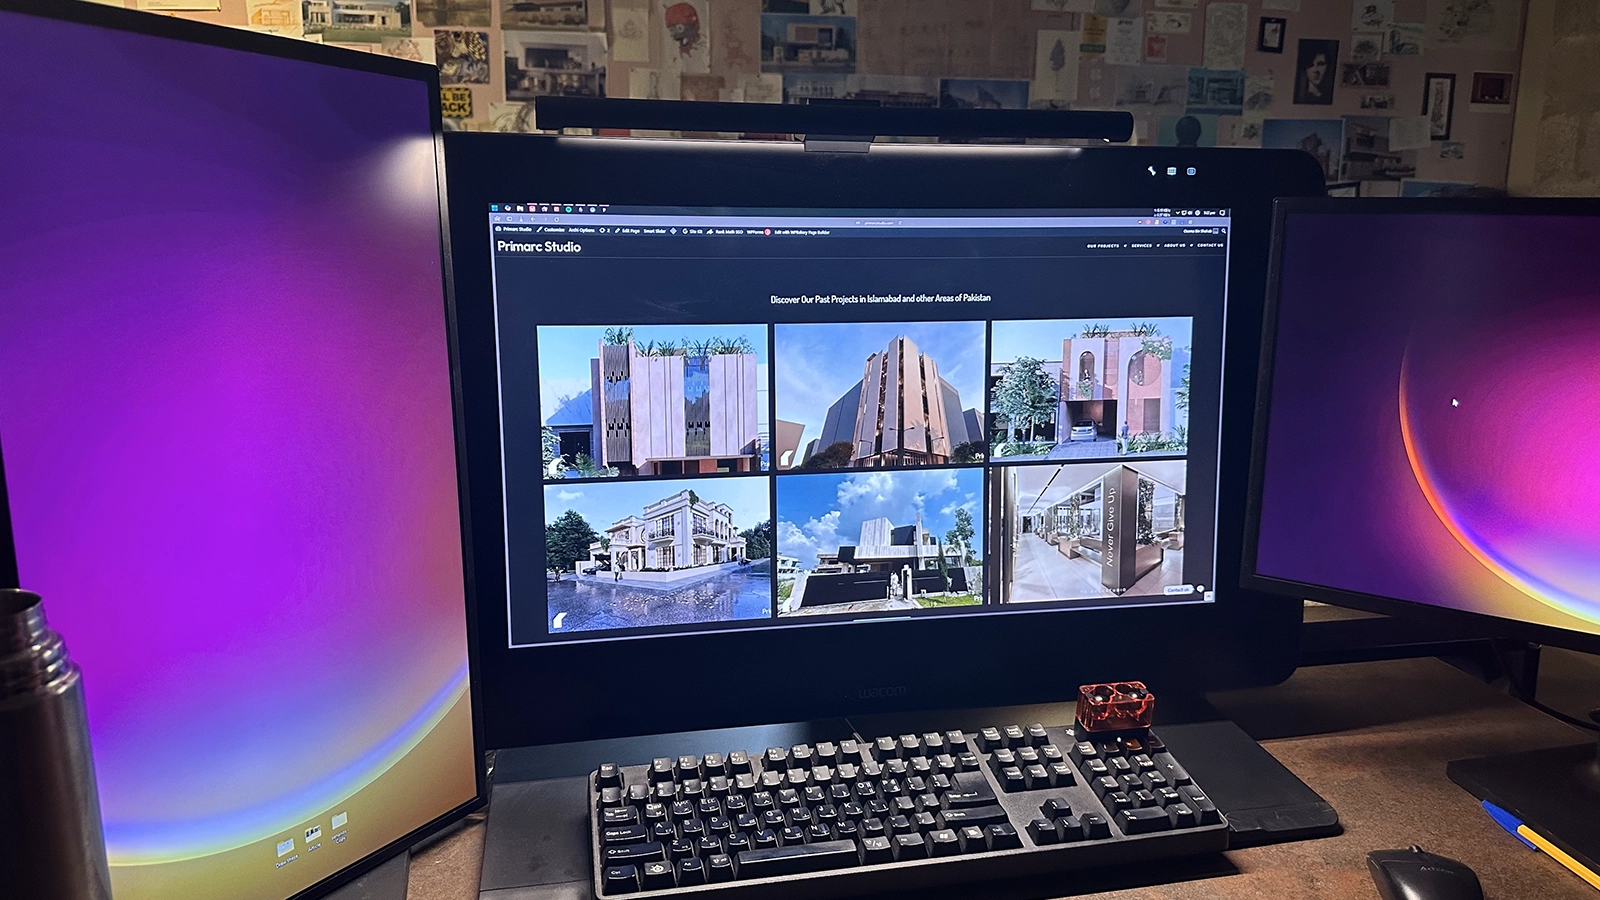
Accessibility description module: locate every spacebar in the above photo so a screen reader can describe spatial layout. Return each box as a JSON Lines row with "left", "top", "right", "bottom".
{"left": 736, "top": 840, "right": 860, "bottom": 878}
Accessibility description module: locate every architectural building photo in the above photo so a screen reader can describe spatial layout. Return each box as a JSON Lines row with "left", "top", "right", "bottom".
{"left": 542, "top": 477, "right": 772, "bottom": 634}
{"left": 991, "top": 460, "right": 1190, "bottom": 603}
{"left": 775, "top": 322, "right": 985, "bottom": 470}
{"left": 503, "top": 29, "right": 607, "bottom": 101}
{"left": 538, "top": 324, "right": 768, "bottom": 479}
{"left": 775, "top": 468, "right": 983, "bottom": 616}
{"left": 989, "top": 317, "right": 1192, "bottom": 461}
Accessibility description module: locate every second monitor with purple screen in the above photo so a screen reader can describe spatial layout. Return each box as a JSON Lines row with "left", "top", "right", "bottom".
{"left": 0, "top": 3, "right": 481, "bottom": 900}
{"left": 1247, "top": 199, "right": 1600, "bottom": 647}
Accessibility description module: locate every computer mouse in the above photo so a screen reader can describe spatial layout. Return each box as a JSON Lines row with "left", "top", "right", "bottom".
{"left": 1368, "top": 846, "right": 1484, "bottom": 900}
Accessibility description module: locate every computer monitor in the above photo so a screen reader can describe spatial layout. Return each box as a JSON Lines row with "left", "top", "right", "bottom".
{"left": 1245, "top": 197, "right": 1600, "bottom": 874}
{"left": 445, "top": 134, "right": 1323, "bottom": 750}
{"left": 0, "top": 3, "right": 482, "bottom": 899}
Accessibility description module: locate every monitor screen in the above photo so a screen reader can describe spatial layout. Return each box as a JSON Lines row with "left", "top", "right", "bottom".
{"left": 488, "top": 204, "right": 1231, "bottom": 646}
{"left": 1254, "top": 207, "right": 1600, "bottom": 638}
{"left": 0, "top": 7, "right": 478, "bottom": 900}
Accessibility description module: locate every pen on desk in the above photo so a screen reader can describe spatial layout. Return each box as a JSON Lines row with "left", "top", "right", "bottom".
{"left": 1481, "top": 801, "right": 1600, "bottom": 892}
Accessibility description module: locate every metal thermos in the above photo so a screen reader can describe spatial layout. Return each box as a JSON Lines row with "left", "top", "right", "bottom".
{"left": 0, "top": 588, "right": 114, "bottom": 900}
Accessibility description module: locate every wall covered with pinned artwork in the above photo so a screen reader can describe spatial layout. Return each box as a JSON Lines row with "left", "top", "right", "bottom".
{"left": 120, "top": 0, "right": 1529, "bottom": 194}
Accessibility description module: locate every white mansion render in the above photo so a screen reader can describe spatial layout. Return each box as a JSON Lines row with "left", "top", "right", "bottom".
{"left": 590, "top": 490, "right": 747, "bottom": 571}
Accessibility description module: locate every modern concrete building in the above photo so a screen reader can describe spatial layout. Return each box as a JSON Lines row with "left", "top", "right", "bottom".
{"left": 304, "top": 0, "right": 403, "bottom": 29}
{"left": 551, "top": 337, "right": 763, "bottom": 476}
{"left": 773, "top": 419, "right": 805, "bottom": 470}
{"left": 803, "top": 335, "right": 982, "bottom": 467}
{"left": 814, "top": 513, "right": 961, "bottom": 574}
{"left": 588, "top": 489, "right": 747, "bottom": 571}
{"left": 1058, "top": 332, "right": 1178, "bottom": 440}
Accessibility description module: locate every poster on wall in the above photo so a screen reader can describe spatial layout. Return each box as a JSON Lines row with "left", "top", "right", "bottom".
{"left": 667, "top": 1, "right": 713, "bottom": 75}
{"left": 416, "top": 0, "right": 489, "bottom": 27}
{"left": 1422, "top": 71, "right": 1456, "bottom": 139}
{"left": 244, "top": 0, "right": 302, "bottom": 35}
{"left": 436, "top": 30, "right": 491, "bottom": 84}
{"left": 1292, "top": 38, "right": 1338, "bottom": 105}
{"left": 504, "top": 30, "right": 607, "bottom": 100}
{"left": 760, "top": 13, "right": 855, "bottom": 72}
{"left": 1113, "top": 65, "right": 1188, "bottom": 110}
{"left": 1469, "top": 72, "right": 1514, "bottom": 113}
{"left": 1186, "top": 68, "right": 1245, "bottom": 115}
{"left": 1262, "top": 118, "right": 1343, "bottom": 180}
{"left": 305, "top": 0, "right": 412, "bottom": 43}
{"left": 1202, "top": 2, "right": 1248, "bottom": 70}
{"left": 610, "top": 0, "right": 650, "bottom": 62}
{"left": 940, "top": 79, "right": 1030, "bottom": 110}
{"left": 1342, "top": 115, "right": 1416, "bottom": 181}
{"left": 1429, "top": 0, "right": 1520, "bottom": 49}
{"left": 1105, "top": 16, "right": 1144, "bottom": 66}
{"left": 501, "top": 0, "right": 587, "bottom": 29}
{"left": 1034, "top": 29, "right": 1081, "bottom": 107}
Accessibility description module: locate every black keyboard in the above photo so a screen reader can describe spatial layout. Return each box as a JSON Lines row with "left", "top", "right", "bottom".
{"left": 588, "top": 721, "right": 1227, "bottom": 897}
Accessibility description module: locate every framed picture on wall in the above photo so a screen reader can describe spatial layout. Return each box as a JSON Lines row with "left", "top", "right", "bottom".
{"left": 1258, "top": 17, "right": 1285, "bottom": 53}
{"left": 1293, "top": 39, "right": 1338, "bottom": 105}
{"left": 1422, "top": 72, "right": 1456, "bottom": 140}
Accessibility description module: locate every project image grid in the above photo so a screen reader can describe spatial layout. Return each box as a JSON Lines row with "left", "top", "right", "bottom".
{"left": 495, "top": 208, "right": 1227, "bottom": 645}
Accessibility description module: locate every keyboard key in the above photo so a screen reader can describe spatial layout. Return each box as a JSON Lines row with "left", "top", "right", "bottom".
{"left": 765, "top": 747, "right": 790, "bottom": 771}
{"left": 680, "top": 818, "right": 707, "bottom": 839}
{"left": 760, "top": 810, "right": 785, "bottom": 830}
{"left": 1130, "top": 753, "right": 1156, "bottom": 773}
{"left": 913, "top": 811, "right": 937, "bottom": 832}
{"left": 626, "top": 784, "right": 650, "bottom": 807}
{"left": 1068, "top": 741, "right": 1098, "bottom": 765}
{"left": 727, "top": 750, "right": 752, "bottom": 775}
{"left": 1048, "top": 763, "right": 1076, "bottom": 787}
{"left": 804, "top": 786, "right": 828, "bottom": 806}
{"left": 1040, "top": 744, "right": 1064, "bottom": 764}
{"left": 957, "top": 825, "right": 986, "bottom": 853}
{"left": 1055, "top": 815, "right": 1084, "bottom": 842}
{"left": 598, "top": 787, "right": 623, "bottom": 809}
{"left": 989, "top": 748, "right": 1017, "bottom": 772}
{"left": 986, "top": 823, "right": 1023, "bottom": 850}
{"left": 978, "top": 727, "right": 1003, "bottom": 752}
{"left": 835, "top": 819, "right": 859, "bottom": 841}
{"left": 602, "top": 807, "right": 640, "bottom": 827}
{"left": 725, "top": 832, "right": 753, "bottom": 854}
{"left": 602, "top": 864, "right": 640, "bottom": 894}
{"left": 1023, "top": 764, "right": 1050, "bottom": 790}
{"left": 899, "top": 734, "right": 922, "bottom": 757}
{"left": 752, "top": 829, "right": 778, "bottom": 850}
{"left": 1002, "top": 725, "right": 1026, "bottom": 748}
{"left": 596, "top": 763, "right": 624, "bottom": 790}
{"left": 892, "top": 832, "right": 929, "bottom": 860}
{"left": 697, "top": 836, "right": 724, "bottom": 857}
{"left": 1104, "top": 792, "right": 1133, "bottom": 814}
{"left": 791, "top": 744, "right": 814, "bottom": 768}
{"left": 703, "top": 753, "right": 727, "bottom": 778}
{"left": 676, "top": 756, "right": 703, "bottom": 781}
{"left": 945, "top": 731, "right": 969, "bottom": 752}
{"left": 1025, "top": 724, "right": 1049, "bottom": 746}
{"left": 1141, "top": 771, "right": 1170, "bottom": 792}
{"left": 1115, "top": 807, "right": 1172, "bottom": 835}
{"left": 670, "top": 800, "right": 695, "bottom": 820}
{"left": 780, "top": 826, "right": 807, "bottom": 846}
{"left": 998, "top": 766, "right": 1026, "bottom": 793}
{"left": 640, "top": 860, "right": 675, "bottom": 890}
{"left": 1091, "top": 775, "right": 1120, "bottom": 798}
{"left": 707, "top": 853, "right": 735, "bottom": 882}
{"left": 860, "top": 835, "right": 893, "bottom": 864}
{"left": 1016, "top": 747, "right": 1041, "bottom": 768}
{"left": 697, "top": 798, "right": 722, "bottom": 819}
{"left": 1167, "top": 802, "right": 1198, "bottom": 829}
{"left": 922, "top": 732, "right": 945, "bottom": 755}
{"left": 601, "top": 824, "right": 650, "bottom": 846}
{"left": 1108, "top": 756, "right": 1133, "bottom": 777}
{"left": 887, "top": 815, "right": 915, "bottom": 836}
{"left": 1082, "top": 813, "right": 1112, "bottom": 840}
{"left": 602, "top": 841, "right": 665, "bottom": 865}
{"left": 936, "top": 804, "right": 1010, "bottom": 829}
{"left": 838, "top": 739, "right": 865, "bottom": 765}
{"left": 875, "top": 736, "right": 898, "bottom": 759}
{"left": 1145, "top": 732, "right": 1167, "bottom": 752}
{"left": 807, "top": 824, "right": 834, "bottom": 843}
{"left": 929, "top": 828, "right": 960, "bottom": 856}
{"left": 815, "top": 742, "right": 838, "bottom": 766}
{"left": 649, "top": 758, "right": 674, "bottom": 783}
{"left": 651, "top": 822, "right": 675, "bottom": 842}
{"left": 676, "top": 857, "right": 707, "bottom": 886}
{"left": 1155, "top": 787, "right": 1182, "bottom": 807}
{"left": 859, "top": 817, "right": 885, "bottom": 838}
{"left": 914, "top": 792, "right": 941, "bottom": 812}
{"left": 943, "top": 771, "right": 996, "bottom": 808}
{"left": 956, "top": 752, "right": 981, "bottom": 772}
{"left": 787, "top": 808, "right": 812, "bottom": 829}
{"left": 890, "top": 796, "right": 916, "bottom": 817}
{"left": 1117, "top": 774, "right": 1144, "bottom": 795}
{"left": 1130, "top": 789, "right": 1158, "bottom": 809}
{"left": 1178, "top": 785, "right": 1221, "bottom": 825}
{"left": 1041, "top": 797, "right": 1072, "bottom": 819}
{"left": 667, "top": 839, "right": 695, "bottom": 861}
{"left": 1026, "top": 818, "right": 1058, "bottom": 845}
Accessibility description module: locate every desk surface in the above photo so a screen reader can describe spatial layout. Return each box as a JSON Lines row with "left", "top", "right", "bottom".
{"left": 407, "top": 654, "right": 1600, "bottom": 900}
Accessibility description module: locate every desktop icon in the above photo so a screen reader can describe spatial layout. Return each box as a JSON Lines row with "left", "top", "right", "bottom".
{"left": 277, "top": 838, "right": 294, "bottom": 858}
{"left": 305, "top": 825, "right": 322, "bottom": 842}
{"left": 332, "top": 812, "right": 348, "bottom": 829}
{"left": 1166, "top": 167, "right": 1178, "bottom": 176}
{"left": 1187, "top": 167, "right": 1197, "bottom": 176}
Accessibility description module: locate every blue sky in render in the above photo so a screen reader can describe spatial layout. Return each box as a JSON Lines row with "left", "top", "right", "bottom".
{"left": 544, "top": 475, "right": 771, "bottom": 532}
{"left": 776, "top": 468, "right": 983, "bottom": 569}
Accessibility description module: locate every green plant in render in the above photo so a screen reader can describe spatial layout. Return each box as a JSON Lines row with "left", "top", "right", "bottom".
{"left": 602, "top": 326, "right": 634, "bottom": 346}
{"left": 991, "top": 356, "right": 1058, "bottom": 441}
{"left": 1176, "top": 360, "right": 1191, "bottom": 412}
{"left": 944, "top": 507, "right": 976, "bottom": 565}
{"left": 570, "top": 453, "right": 619, "bottom": 478}
{"left": 542, "top": 426, "right": 567, "bottom": 479}
{"left": 740, "top": 520, "right": 772, "bottom": 560}
{"left": 801, "top": 441, "right": 856, "bottom": 469}
{"left": 546, "top": 509, "right": 600, "bottom": 576}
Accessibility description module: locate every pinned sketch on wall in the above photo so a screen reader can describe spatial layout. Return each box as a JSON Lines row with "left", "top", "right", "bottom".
{"left": 382, "top": 36, "right": 435, "bottom": 61}
{"left": 1342, "top": 62, "right": 1390, "bottom": 87}
{"left": 1160, "top": 114, "right": 1218, "bottom": 146}
{"left": 1342, "top": 115, "right": 1416, "bottom": 181}
{"left": 630, "top": 67, "right": 682, "bottom": 100}
{"left": 1201, "top": 3, "right": 1247, "bottom": 70}
{"left": 1034, "top": 29, "right": 1082, "bottom": 107}
{"left": 1257, "top": 16, "right": 1285, "bottom": 53}
{"left": 1388, "top": 115, "right": 1431, "bottom": 150}
{"left": 504, "top": 30, "right": 607, "bottom": 100}
{"left": 760, "top": 13, "right": 854, "bottom": 72}
{"left": 244, "top": 0, "right": 302, "bottom": 35}
{"left": 1081, "top": 14, "right": 1109, "bottom": 52}
{"left": 1430, "top": 0, "right": 1520, "bottom": 49}
{"left": 1145, "top": 35, "right": 1168, "bottom": 62}
{"left": 1243, "top": 73, "right": 1274, "bottom": 119}
{"left": 1105, "top": 17, "right": 1144, "bottom": 66}
{"left": 1096, "top": 0, "right": 1141, "bottom": 15}
{"left": 610, "top": 0, "right": 649, "bottom": 63}
{"left": 501, "top": 0, "right": 586, "bottom": 28}
{"left": 810, "top": 0, "right": 855, "bottom": 14}
{"left": 1262, "top": 118, "right": 1342, "bottom": 180}
{"left": 1351, "top": 32, "right": 1384, "bottom": 61}
{"left": 305, "top": 0, "right": 412, "bottom": 43}
{"left": 736, "top": 73, "right": 784, "bottom": 103}
{"left": 940, "top": 79, "right": 1030, "bottom": 109}
{"left": 1469, "top": 71, "right": 1513, "bottom": 113}
{"left": 679, "top": 74, "right": 726, "bottom": 101}
{"left": 437, "top": 30, "right": 491, "bottom": 83}
{"left": 714, "top": 2, "right": 760, "bottom": 71}
{"left": 1439, "top": 141, "right": 1465, "bottom": 158}
{"left": 1114, "top": 65, "right": 1188, "bottom": 110}
{"left": 489, "top": 101, "right": 538, "bottom": 133}
{"left": 1360, "top": 92, "right": 1396, "bottom": 109}
{"left": 1422, "top": 71, "right": 1456, "bottom": 138}
{"left": 1146, "top": 11, "right": 1190, "bottom": 33}
{"left": 136, "top": 0, "right": 220, "bottom": 10}
{"left": 1034, "top": 0, "right": 1096, "bottom": 10}
{"left": 1292, "top": 39, "right": 1338, "bottom": 105}
{"left": 1187, "top": 68, "right": 1245, "bottom": 115}
{"left": 1388, "top": 22, "right": 1424, "bottom": 54}
{"left": 666, "top": 1, "right": 712, "bottom": 75}
{"left": 1352, "top": 0, "right": 1394, "bottom": 30}
{"left": 416, "top": 0, "right": 488, "bottom": 27}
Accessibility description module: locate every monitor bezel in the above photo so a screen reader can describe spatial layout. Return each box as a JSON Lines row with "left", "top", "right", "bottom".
{"left": 0, "top": 2, "right": 489, "bottom": 898}
{"left": 1243, "top": 196, "right": 1600, "bottom": 657}
{"left": 445, "top": 133, "right": 1324, "bottom": 750}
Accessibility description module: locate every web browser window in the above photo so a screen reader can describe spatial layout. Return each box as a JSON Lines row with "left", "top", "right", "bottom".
{"left": 488, "top": 206, "right": 1231, "bottom": 646}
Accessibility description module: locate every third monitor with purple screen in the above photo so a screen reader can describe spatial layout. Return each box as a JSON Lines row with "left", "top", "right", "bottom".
{"left": 1245, "top": 198, "right": 1600, "bottom": 878}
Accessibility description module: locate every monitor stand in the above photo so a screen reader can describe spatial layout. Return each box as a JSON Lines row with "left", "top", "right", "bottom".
{"left": 327, "top": 850, "right": 409, "bottom": 900}
{"left": 1447, "top": 710, "right": 1600, "bottom": 878}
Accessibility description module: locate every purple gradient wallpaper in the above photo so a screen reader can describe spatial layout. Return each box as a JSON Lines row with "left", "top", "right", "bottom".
{"left": 0, "top": 10, "right": 475, "bottom": 900}
{"left": 1256, "top": 211, "right": 1600, "bottom": 637}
